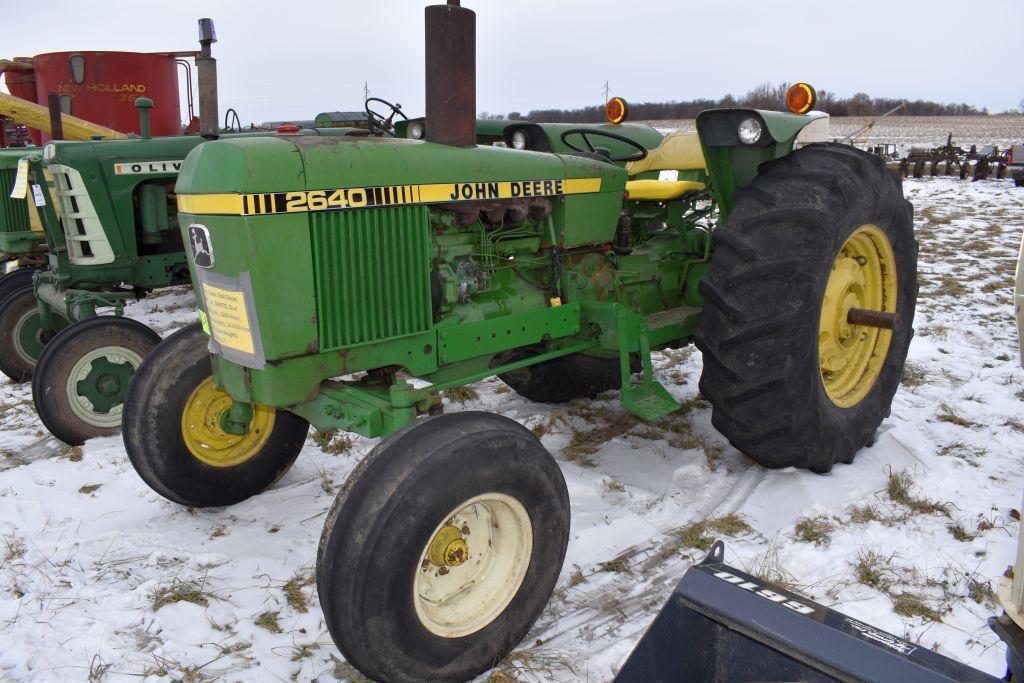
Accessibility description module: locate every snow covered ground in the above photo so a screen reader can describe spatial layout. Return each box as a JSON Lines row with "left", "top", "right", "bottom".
{"left": 0, "top": 176, "right": 1022, "bottom": 682}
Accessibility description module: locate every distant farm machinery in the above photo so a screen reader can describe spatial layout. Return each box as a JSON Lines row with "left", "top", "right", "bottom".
{"left": 881, "top": 134, "right": 1014, "bottom": 181}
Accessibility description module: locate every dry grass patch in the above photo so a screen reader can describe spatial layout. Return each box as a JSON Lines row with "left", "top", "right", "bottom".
{"left": 916, "top": 324, "right": 949, "bottom": 341}
{"left": 745, "top": 541, "right": 799, "bottom": 591}
{"left": 311, "top": 429, "right": 354, "bottom": 455}
{"left": 255, "top": 610, "right": 281, "bottom": 633}
{"left": 562, "top": 410, "right": 639, "bottom": 466}
{"left": 794, "top": 516, "right": 835, "bottom": 546}
{"left": 678, "top": 514, "right": 751, "bottom": 551}
{"left": 598, "top": 558, "right": 629, "bottom": 574}
{"left": 931, "top": 274, "right": 970, "bottom": 298}
{"left": 936, "top": 438, "right": 987, "bottom": 466}
{"left": 2, "top": 535, "right": 26, "bottom": 562}
{"left": 87, "top": 655, "right": 113, "bottom": 682}
{"left": 886, "top": 469, "right": 949, "bottom": 516}
{"left": 849, "top": 504, "right": 887, "bottom": 525}
{"left": 443, "top": 386, "right": 480, "bottom": 404}
{"left": 78, "top": 483, "right": 101, "bottom": 495}
{"left": 891, "top": 592, "right": 943, "bottom": 621}
{"left": 291, "top": 643, "right": 318, "bottom": 661}
{"left": 901, "top": 362, "right": 930, "bottom": 389}
{"left": 1004, "top": 417, "right": 1024, "bottom": 434}
{"left": 282, "top": 571, "right": 315, "bottom": 612}
{"left": 150, "top": 577, "right": 214, "bottom": 611}
{"left": 947, "top": 522, "right": 977, "bottom": 542}
{"left": 488, "top": 649, "right": 576, "bottom": 682}
{"left": 602, "top": 478, "right": 626, "bottom": 494}
{"left": 936, "top": 402, "right": 976, "bottom": 428}
{"left": 854, "top": 549, "right": 896, "bottom": 591}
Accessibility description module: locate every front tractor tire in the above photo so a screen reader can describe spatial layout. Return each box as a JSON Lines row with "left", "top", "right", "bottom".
{"left": 32, "top": 316, "right": 161, "bottom": 445}
{"left": 317, "top": 411, "right": 570, "bottom": 683}
{"left": 0, "top": 286, "right": 69, "bottom": 382}
{"left": 695, "top": 143, "right": 917, "bottom": 472}
{"left": 0, "top": 267, "right": 36, "bottom": 307}
{"left": 122, "top": 323, "right": 309, "bottom": 507}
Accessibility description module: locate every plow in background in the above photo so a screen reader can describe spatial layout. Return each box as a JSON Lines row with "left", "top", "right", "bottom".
{"left": 890, "top": 134, "right": 1014, "bottom": 182}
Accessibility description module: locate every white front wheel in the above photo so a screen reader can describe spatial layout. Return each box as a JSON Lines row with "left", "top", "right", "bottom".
{"left": 414, "top": 493, "right": 533, "bottom": 638}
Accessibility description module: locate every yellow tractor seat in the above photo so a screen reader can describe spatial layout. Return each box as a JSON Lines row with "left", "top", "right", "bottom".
{"left": 626, "top": 131, "right": 706, "bottom": 175}
{"left": 625, "top": 179, "right": 706, "bottom": 202}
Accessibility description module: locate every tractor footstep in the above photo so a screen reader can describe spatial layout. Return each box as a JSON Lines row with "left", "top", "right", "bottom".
{"left": 622, "top": 383, "right": 680, "bottom": 421}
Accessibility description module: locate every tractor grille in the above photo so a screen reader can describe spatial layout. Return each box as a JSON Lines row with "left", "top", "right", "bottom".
{"left": 50, "top": 164, "right": 114, "bottom": 265}
{"left": 0, "top": 169, "right": 30, "bottom": 233}
{"left": 310, "top": 205, "right": 432, "bottom": 350}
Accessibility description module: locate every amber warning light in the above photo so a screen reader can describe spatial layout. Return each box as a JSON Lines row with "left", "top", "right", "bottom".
{"left": 605, "top": 97, "right": 629, "bottom": 124}
{"left": 786, "top": 83, "right": 817, "bottom": 114}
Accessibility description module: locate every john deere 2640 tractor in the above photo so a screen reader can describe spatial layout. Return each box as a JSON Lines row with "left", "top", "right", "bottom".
{"left": 123, "top": 3, "right": 917, "bottom": 680}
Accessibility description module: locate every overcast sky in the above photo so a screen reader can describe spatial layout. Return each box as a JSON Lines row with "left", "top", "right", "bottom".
{"left": 2, "top": 0, "right": 1021, "bottom": 125}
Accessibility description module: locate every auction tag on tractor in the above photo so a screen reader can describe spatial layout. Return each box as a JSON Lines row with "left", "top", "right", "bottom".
{"left": 196, "top": 271, "right": 266, "bottom": 370}
{"left": 31, "top": 184, "right": 45, "bottom": 207}
{"left": 202, "top": 282, "right": 256, "bottom": 354}
{"left": 9, "top": 158, "right": 29, "bottom": 199}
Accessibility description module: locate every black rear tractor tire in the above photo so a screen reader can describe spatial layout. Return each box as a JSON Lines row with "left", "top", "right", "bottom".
{"left": 495, "top": 351, "right": 628, "bottom": 403}
{"left": 317, "top": 411, "right": 570, "bottom": 683}
{"left": 1015, "top": 173, "right": 1024, "bottom": 188}
{"left": 0, "top": 267, "right": 35, "bottom": 306}
{"left": 0, "top": 286, "right": 68, "bottom": 382}
{"left": 122, "top": 322, "right": 309, "bottom": 507}
{"left": 32, "top": 316, "right": 161, "bottom": 445}
{"left": 695, "top": 143, "right": 917, "bottom": 472}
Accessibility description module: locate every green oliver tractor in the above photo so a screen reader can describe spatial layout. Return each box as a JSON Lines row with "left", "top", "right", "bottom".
{"left": 7, "top": 103, "right": 370, "bottom": 446}
{"left": 122, "top": 3, "right": 917, "bottom": 681}
{"left": 0, "top": 147, "right": 48, "bottom": 302}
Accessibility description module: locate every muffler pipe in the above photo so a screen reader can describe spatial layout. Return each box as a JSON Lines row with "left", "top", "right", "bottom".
{"left": 424, "top": 0, "right": 476, "bottom": 147}
{"left": 197, "top": 18, "right": 219, "bottom": 139}
{"left": 47, "top": 93, "right": 64, "bottom": 140}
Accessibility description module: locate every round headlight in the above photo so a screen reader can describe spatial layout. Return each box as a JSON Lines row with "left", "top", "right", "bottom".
{"left": 408, "top": 121, "right": 425, "bottom": 139}
{"left": 737, "top": 117, "right": 763, "bottom": 145}
{"left": 42, "top": 143, "right": 56, "bottom": 161}
{"left": 511, "top": 129, "right": 528, "bottom": 150}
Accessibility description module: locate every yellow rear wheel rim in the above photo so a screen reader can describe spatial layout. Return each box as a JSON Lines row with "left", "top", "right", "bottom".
{"left": 818, "top": 224, "right": 897, "bottom": 408}
{"left": 180, "top": 377, "right": 275, "bottom": 467}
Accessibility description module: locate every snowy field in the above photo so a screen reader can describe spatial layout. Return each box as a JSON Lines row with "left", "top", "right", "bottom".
{"left": 0, "top": 175, "right": 1022, "bottom": 681}
{"left": 643, "top": 114, "right": 1024, "bottom": 149}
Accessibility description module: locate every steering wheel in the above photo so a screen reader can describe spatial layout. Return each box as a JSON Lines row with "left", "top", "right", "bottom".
{"left": 365, "top": 97, "right": 408, "bottom": 136}
{"left": 559, "top": 128, "right": 648, "bottom": 163}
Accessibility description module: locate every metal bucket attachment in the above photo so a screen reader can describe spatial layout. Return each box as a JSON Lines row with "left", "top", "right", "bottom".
{"left": 614, "top": 541, "right": 1000, "bottom": 683}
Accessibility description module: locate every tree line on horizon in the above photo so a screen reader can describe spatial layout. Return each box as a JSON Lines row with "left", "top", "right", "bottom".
{"left": 481, "top": 83, "right": 994, "bottom": 123}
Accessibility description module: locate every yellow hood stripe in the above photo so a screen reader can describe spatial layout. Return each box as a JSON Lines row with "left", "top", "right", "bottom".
{"left": 178, "top": 177, "right": 604, "bottom": 216}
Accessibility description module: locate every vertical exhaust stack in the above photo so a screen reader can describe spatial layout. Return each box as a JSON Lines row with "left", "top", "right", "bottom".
{"left": 424, "top": 0, "right": 476, "bottom": 147}
{"left": 197, "top": 18, "right": 218, "bottom": 139}
{"left": 47, "top": 93, "right": 65, "bottom": 140}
